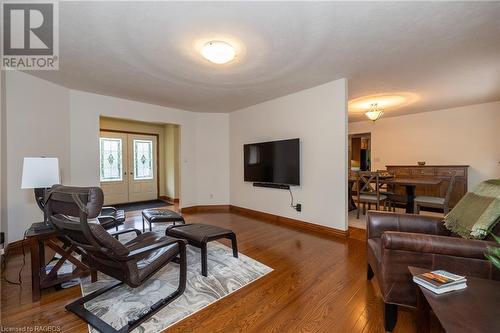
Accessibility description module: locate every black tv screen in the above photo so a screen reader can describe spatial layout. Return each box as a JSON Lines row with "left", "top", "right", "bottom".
{"left": 244, "top": 138, "right": 300, "bottom": 185}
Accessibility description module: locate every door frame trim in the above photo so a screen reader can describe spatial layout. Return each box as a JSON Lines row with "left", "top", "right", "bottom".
{"left": 100, "top": 128, "right": 160, "bottom": 199}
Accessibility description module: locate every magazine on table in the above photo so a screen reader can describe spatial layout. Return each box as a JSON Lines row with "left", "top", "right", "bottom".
{"left": 413, "top": 270, "right": 467, "bottom": 294}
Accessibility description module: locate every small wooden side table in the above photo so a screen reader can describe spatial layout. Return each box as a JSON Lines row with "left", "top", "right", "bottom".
{"left": 409, "top": 266, "right": 500, "bottom": 333}
{"left": 26, "top": 223, "right": 96, "bottom": 302}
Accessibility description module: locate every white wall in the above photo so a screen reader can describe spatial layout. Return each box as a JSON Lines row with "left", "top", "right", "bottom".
{"left": 5, "top": 71, "right": 71, "bottom": 242}
{"left": 70, "top": 90, "right": 196, "bottom": 208}
{"left": 70, "top": 91, "right": 231, "bottom": 208}
{"left": 230, "top": 79, "right": 348, "bottom": 231}
{"left": 195, "top": 113, "right": 230, "bottom": 205}
{"left": 165, "top": 124, "right": 180, "bottom": 199}
{"left": 349, "top": 101, "right": 500, "bottom": 189}
{"left": 4, "top": 71, "right": 230, "bottom": 242}
{"left": 1, "top": 71, "right": 6, "bottom": 242}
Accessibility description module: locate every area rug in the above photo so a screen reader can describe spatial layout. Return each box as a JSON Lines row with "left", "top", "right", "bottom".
{"left": 79, "top": 225, "right": 273, "bottom": 332}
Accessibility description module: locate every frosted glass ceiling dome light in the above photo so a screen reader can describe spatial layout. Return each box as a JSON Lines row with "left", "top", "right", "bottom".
{"left": 365, "top": 103, "right": 384, "bottom": 121}
{"left": 201, "top": 41, "right": 236, "bottom": 64}
{"left": 348, "top": 92, "right": 420, "bottom": 114}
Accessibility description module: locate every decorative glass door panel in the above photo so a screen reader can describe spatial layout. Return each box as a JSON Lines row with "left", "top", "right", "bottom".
{"left": 133, "top": 139, "right": 153, "bottom": 180}
{"left": 99, "top": 132, "right": 129, "bottom": 205}
{"left": 128, "top": 134, "right": 158, "bottom": 203}
{"left": 100, "top": 138, "right": 123, "bottom": 181}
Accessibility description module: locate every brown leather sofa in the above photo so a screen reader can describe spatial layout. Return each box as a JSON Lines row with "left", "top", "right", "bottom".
{"left": 366, "top": 211, "right": 500, "bottom": 331}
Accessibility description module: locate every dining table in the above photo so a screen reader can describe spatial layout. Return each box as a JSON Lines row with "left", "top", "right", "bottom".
{"left": 348, "top": 176, "right": 443, "bottom": 214}
{"left": 384, "top": 178, "right": 442, "bottom": 213}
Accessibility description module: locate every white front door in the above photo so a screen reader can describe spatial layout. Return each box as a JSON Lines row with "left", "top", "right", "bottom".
{"left": 99, "top": 132, "right": 158, "bottom": 205}
{"left": 127, "top": 134, "right": 158, "bottom": 202}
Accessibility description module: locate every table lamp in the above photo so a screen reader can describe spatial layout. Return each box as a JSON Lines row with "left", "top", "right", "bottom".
{"left": 21, "top": 157, "right": 60, "bottom": 231}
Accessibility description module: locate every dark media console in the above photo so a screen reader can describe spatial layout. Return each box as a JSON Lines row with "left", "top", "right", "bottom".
{"left": 253, "top": 182, "right": 290, "bottom": 190}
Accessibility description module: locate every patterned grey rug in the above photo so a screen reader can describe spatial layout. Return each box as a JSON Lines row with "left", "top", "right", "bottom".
{"left": 79, "top": 225, "right": 272, "bottom": 333}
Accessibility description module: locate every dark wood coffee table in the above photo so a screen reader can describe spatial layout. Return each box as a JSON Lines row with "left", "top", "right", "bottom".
{"left": 409, "top": 266, "right": 500, "bottom": 333}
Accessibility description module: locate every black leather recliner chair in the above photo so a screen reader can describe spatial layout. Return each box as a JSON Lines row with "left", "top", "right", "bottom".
{"left": 98, "top": 205, "right": 126, "bottom": 231}
{"left": 36, "top": 187, "right": 126, "bottom": 232}
{"left": 46, "top": 185, "right": 187, "bottom": 333}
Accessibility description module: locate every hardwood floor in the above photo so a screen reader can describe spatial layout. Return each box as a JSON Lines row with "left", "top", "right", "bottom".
{"left": 1, "top": 208, "right": 443, "bottom": 332}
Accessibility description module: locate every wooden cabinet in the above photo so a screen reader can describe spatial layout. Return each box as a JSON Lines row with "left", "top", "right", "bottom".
{"left": 411, "top": 167, "right": 436, "bottom": 176}
{"left": 386, "top": 165, "right": 469, "bottom": 207}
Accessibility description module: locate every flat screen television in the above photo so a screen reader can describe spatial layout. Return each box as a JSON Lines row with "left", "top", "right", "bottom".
{"left": 244, "top": 138, "right": 300, "bottom": 185}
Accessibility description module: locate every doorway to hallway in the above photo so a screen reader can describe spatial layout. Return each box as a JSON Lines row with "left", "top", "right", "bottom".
{"left": 349, "top": 133, "right": 371, "bottom": 172}
{"left": 99, "top": 117, "right": 181, "bottom": 206}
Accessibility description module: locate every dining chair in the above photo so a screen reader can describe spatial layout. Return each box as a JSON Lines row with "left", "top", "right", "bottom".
{"left": 356, "top": 171, "right": 387, "bottom": 219}
{"left": 375, "top": 170, "right": 402, "bottom": 212}
{"left": 349, "top": 170, "right": 360, "bottom": 211}
{"left": 414, "top": 172, "right": 456, "bottom": 214}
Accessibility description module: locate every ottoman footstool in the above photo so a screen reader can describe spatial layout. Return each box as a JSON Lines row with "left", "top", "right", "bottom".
{"left": 142, "top": 208, "right": 185, "bottom": 232}
{"left": 165, "top": 223, "right": 238, "bottom": 277}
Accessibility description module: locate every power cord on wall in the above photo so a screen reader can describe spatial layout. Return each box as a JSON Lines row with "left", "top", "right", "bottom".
{"left": 1, "top": 229, "right": 28, "bottom": 287}
{"left": 288, "top": 187, "right": 302, "bottom": 212}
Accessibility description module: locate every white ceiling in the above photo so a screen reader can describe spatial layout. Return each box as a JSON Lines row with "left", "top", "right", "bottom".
{"left": 28, "top": 1, "right": 500, "bottom": 121}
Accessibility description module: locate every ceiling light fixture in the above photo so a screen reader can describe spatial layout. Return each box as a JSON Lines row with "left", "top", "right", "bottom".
{"left": 365, "top": 103, "right": 383, "bottom": 121}
{"left": 201, "top": 40, "right": 236, "bottom": 64}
